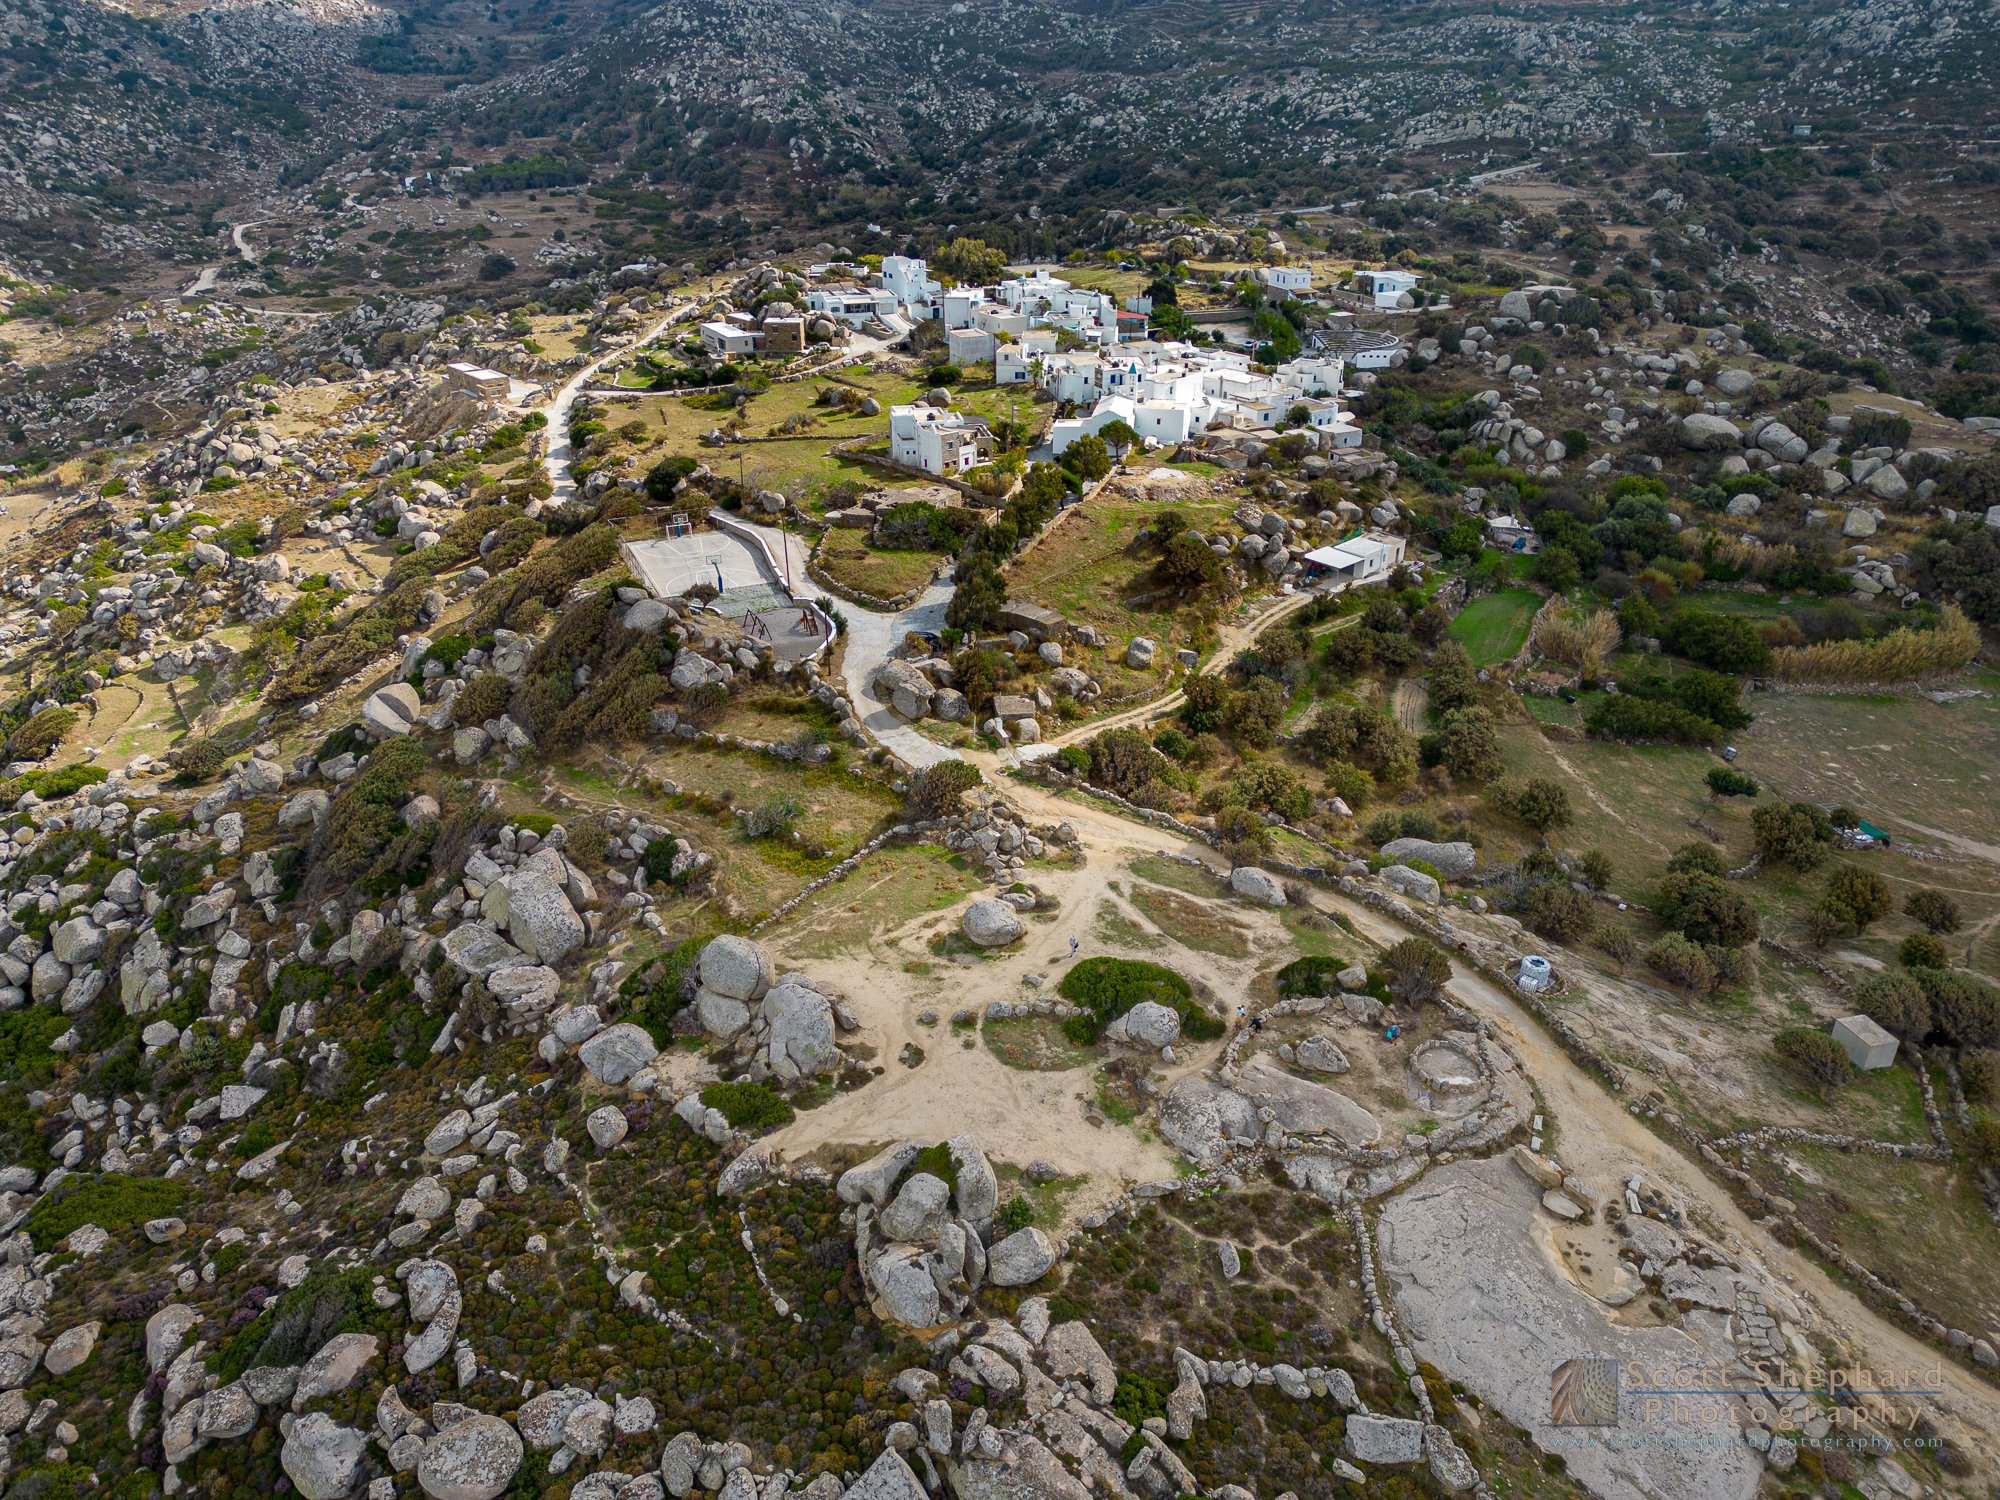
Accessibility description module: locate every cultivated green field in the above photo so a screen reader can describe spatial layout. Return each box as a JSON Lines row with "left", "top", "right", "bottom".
{"left": 1448, "top": 587, "right": 1540, "bottom": 665}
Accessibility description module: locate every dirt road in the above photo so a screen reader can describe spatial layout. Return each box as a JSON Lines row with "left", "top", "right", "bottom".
{"left": 1044, "top": 586, "right": 1331, "bottom": 749}
{"left": 975, "top": 771, "right": 2000, "bottom": 1450}
{"left": 541, "top": 302, "right": 699, "bottom": 504}
{"left": 757, "top": 799, "right": 1224, "bottom": 1195}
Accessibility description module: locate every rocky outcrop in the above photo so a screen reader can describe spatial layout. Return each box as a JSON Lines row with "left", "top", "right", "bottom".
{"left": 1377, "top": 839, "right": 1475, "bottom": 880}
{"left": 960, "top": 898, "right": 1025, "bottom": 947}
{"left": 1157, "top": 1076, "right": 1262, "bottom": 1168}
{"left": 418, "top": 1414, "right": 524, "bottom": 1500}
{"left": 578, "top": 1023, "right": 659, "bottom": 1087}
{"left": 856, "top": 1137, "right": 1032, "bottom": 1326}
{"left": 281, "top": 1412, "right": 370, "bottom": 1500}
{"left": 986, "top": 1228, "right": 1058, "bottom": 1286}
{"left": 1228, "top": 866, "right": 1286, "bottom": 905}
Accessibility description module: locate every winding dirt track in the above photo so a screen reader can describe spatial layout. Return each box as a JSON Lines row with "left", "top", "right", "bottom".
{"left": 957, "top": 770, "right": 2000, "bottom": 1452}
{"left": 802, "top": 481, "right": 2000, "bottom": 1451}
{"left": 1045, "top": 587, "right": 1327, "bottom": 748}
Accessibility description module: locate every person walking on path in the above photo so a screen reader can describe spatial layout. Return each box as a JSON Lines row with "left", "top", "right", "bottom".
{"left": 1068, "top": 935, "right": 1079, "bottom": 959}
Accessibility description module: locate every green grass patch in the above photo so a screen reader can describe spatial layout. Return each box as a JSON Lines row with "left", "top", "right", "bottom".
{"left": 26, "top": 1174, "right": 191, "bottom": 1251}
{"left": 700, "top": 1081, "right": 795, "bottom": 1130}
{"left": 1448, "top": 587, "right": 1541, "bottom": 666}
{"left": 983, "top": 1015, "right": 1096, "bottom": 1072}
{"left": 1128, "top": 883, "right": 1251, "bottom": 958}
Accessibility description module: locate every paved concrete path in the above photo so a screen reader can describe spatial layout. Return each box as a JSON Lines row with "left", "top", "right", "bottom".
{"left": 541, "top": 302, "right": 697, "bottom": 505}
{"left": 834, "top": 580, "right": 961, "bottom": 770}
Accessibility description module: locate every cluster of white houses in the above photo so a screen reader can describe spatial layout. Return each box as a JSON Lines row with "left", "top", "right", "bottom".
{"left": 796, "top": 255, "right": 1386, "bottom": 479}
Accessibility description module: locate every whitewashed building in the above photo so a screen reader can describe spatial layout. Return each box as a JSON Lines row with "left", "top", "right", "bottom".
{"left": 881, "top": 255, "right": 943, "bottom": 310}
{"left": 806, "top": 284, "right": 896, "bottom": 327}
{"left": 889, "top": 405, "right": 992, "bottom": 476}
{"left": 1352, "top": 269, "right": 1422, "bottom": 309}
{"left": 1303, "top": 532, "right": 1406, "bottom": 585}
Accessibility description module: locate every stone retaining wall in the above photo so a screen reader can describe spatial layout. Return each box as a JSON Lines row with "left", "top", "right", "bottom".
{"left": 751, "top": 825, "right": 914, "bottom": 933}
{"left": 1691, "top": 1130, "right": 2000, "bottom": 1376}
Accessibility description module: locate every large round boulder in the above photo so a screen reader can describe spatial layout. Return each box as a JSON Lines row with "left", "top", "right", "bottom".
{"left": 577, "top": 1023, "right": 658, "bottom": 1087}
{"left": 1380, "top": 864, "right": 1442, "bottom": 905}
{"left": 1679, "top": 413, "right": 1743, "bottom": 451}
{"left": 514, "top": 1388, "right": 592, "bottom": 1450}
{"left": 697, "top": 935, "right": 774, "bottom": 1002}
{"left": 986, "top": 1227, "right": 1058, "bottom": 1286}
{"left": 946, "top": 1136, "right": 998, "bottom": 1224}
{"left": 696, "top": 988, "right": 751, "bottom": 1039}
{"left": 418, "top": 1414, "right": 524, "bottom": 1500}
{"left": 763, "top": 975, "right": 838, "bottom": 1080}
{"left": 1228, "top": 866, "right": 1287, "bottom": 906}
{"left": 587, "top": 1105, "right": 630, "bottom": 1149}
{"left": 880, "top": 1172, "right": 952, "bottom": 1245}
{"left": 1157, "top": 1076, "right": 1261, "bottom": 1168}
{"left": 281, "top": 1412, "right": 369, "bottom": 1500}
{"left": 1376, "top": 838, "right": 1476, "bottom": 880}
{"left": 197, "top": 1381, "right": 259, "bottom": 1440}
{"left": 1756, "top": 421, "right": 1807, "bottom": 464}
{"left": 504, "top": 872, "right": 586, "bottom": 965}
{"left": 874, "top": 660, "right": 934, "bottom": 721}
{"left": 867, "top": 1244, "right": 943, "bottom": 1327}
{"left": 961, "top": 898, "right": 1025, "bottom": 948}
{"left": 1111, "top": 1001, "right": 1181, "bottom": 1050}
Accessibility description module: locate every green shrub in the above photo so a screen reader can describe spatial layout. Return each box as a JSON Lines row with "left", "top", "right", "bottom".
{"left": 1365, "top": 809, "right": 1440, "bottom": 846}
{"left": 1274, "top": 955, "right": 1349, "bottom": 998}
{"left": 1059, "top": 957, "right": 1189, "bottom": 1019}
{"left": 456, "top": 671, "right": 513, "bottom": 726}
{"left": 700, "top": 1082, "right": 795, "bottom": 1130}
{"left": 209, "top": 1265, "right": 376, "bottom": 1383}
{"left": 1773, "top": 1027, "right": 1852, "bottom": 1101}
{"left": 994, "top": 1198, "right": 1034, "bottom": 1234}
{"left": 1899, "top": 933, "right": 1950, "bottom": 970}
{"left": 2, "top": 707, "right": 78, "bottom": 763}
{"left": 1644, "top": 933, "right": 1717, "bottom": 993}
{"left": 639, "top": 833, "right": 685, "bottom": 886}
{"left": 906, "top": 1143, "right": 959, "bottom": 1193}
{"left": 170, "top": 736, "right": 232, "bottom": 787}
{"left": 1057, "top": 956, "right": 1221, "bottom": 1042}
{"left": 907, "top": 760, "right": 983, "bottom": 820}
{"left": 0, "top": 764, "right": 109, "bottom": 802}
{"left": 1705, "top": 766, "right": 1759, "bottom": 799}
{"left": 1584, "top": 694, "right": 1719, "bottom": 745}
{"left": 308, "top": 735, "right": 433, "bottom": 895}
{"left": 25, "top": 1174, "right": 190, "bottom": 1250}
{"left": 1111, "top": 1372, "right": 1169, "bottom": 1427}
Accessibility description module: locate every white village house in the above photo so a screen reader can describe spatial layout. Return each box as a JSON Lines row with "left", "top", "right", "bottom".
{"left": 1257, "top": 265, "right": 1314, "bottom": 297}
{"left": 1352, "top": 268, "right": 1422, "bottom": 310}
{"left": 1044, "top": 341, "right": 1361, "bottom": 455}
{"left": 1302, "top": 532, "right": 1407, "bottom": 586}
{"left": 889, "top": 404, "right": 992, "bottom": 477}
{"left": 697, "top": 318, "right": 761, "bottom": 358}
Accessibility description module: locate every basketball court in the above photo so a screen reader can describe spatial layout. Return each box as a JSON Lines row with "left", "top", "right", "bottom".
{"left": 622, "top": 531, "right": 766, "bottom": 600}
{"left": 620, "top": 528, "right": 829, "bottom": 665}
